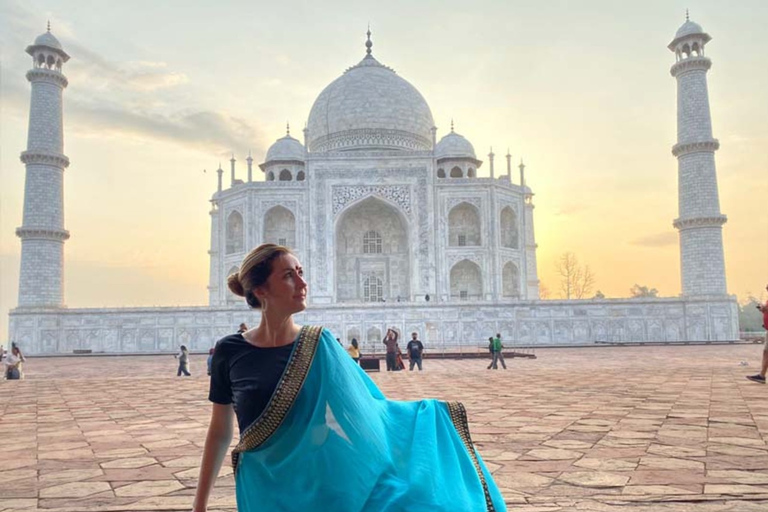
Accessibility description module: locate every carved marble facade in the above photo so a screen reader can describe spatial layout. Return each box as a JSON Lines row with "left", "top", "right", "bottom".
{"left": 9, "top": 297, "right": 739, "bottom": 354}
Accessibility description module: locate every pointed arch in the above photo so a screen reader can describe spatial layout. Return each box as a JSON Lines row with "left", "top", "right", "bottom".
{"left": 502, "top": 261, "right": 521, "bottom": 298}
{"left": 264, "top": 205, "right": 296, "bottom": 248}
{"left": 467, "top": 167, "right": 476, "bottom": 178}
{"left": 279, "top": 169, "right": 292, "bottom": 181}
{"left": 437, "top": 168, "right": 446, "bottom": 178}
{"left": 450, "top": 259, "right": 482, "bottom": 301}
{"left": 450, "top": 166, "right": 463, "bottom": 178}
{"left": 448, "top": 202, "right": 481, "bottom": 246}
{"left": 225, "top": 210, "right": 244, "bottom": 254}
{"left": 225, "top": 265, "right": 240, "bottom": 304}
{"left": 500, "top": 206, "right": 519, "bottom": 249}
{"left": 335, "top": 196, "right": 410, "bottom": 302}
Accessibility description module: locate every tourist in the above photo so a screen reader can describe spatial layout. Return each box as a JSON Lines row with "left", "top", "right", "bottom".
{"left": 383, "top": 328, "right": 399, "bottom": 371}
{"left": 347, "top": 338, "right": 360, "bottom": 364}
{"left": 207, "top": 348, "right": 215, "bottom": 376}
{"left": 747, "top": 283, "right": 768, "bottom": 384}
{"left": 336, "top": 337, "right": 343, "bottom": 346}
{"left": 406, "top": 332, "right": 424, "bottom": 371}
{"left": 175, "top": 345, "right": 191, "bottom": 376}
{"left": 490, "top": 333, "right": 507, "bottom": 370}
{"left": 193, "top": 243, "right": 506, "bottom": 512}
{"left": 486, "top": 337, "right": 495, "bottom": 370}
{"left": 4, "top": 344, "right": 26, "bottom": 380}
{"left": 237, "top": 323, "right": 248, "bottom": 334}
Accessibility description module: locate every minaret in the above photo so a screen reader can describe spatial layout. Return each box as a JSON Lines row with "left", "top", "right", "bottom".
{"left": 488, "top": 147, "right": 495, "bottom": 179}
{"left": 16, "top": 25, "right": 71, "bottom": 308}
{"left": 505, "top": 149, "right": 511, "bottom": 181}
{"left": 230, "top": 154, "right": 236, "bottom": 186}
{"left": 668, "top": 14, "right": 728, "bottom": 296}
{"left": 246, "top": 151, "right": 253, "bottom": 182}
{"left": 216, "top": 163, "right": 223, "bottom": 192}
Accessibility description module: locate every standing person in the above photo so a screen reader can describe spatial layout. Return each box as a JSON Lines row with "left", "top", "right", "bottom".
{"left": 347, "top": 338, "right": 360, "bottom": 364}
{"left": 491, "top": 333, "right": 507, "bottom": 370}
{"left": 193, "top": 243, "right": 507, "bottom": 512}
{"left": 4, "top": 345, "right": 26, "bottom": 380}
{"left": 406, "top": 332, "right": 424, "bottom": 371}
{"left": 486, "top": 337, "right": 494, "bottom": 370}
{"left": 383, "top": 329, "right": 399, "bottom": 372}
{"left": 237, "top": 323, "right": 248, "bottom": 334}
{"left": 175, "top": 345, "right": 191, "bottom": 376}
{"left": 747, "top": 284, "right": 768, "bottom": 384}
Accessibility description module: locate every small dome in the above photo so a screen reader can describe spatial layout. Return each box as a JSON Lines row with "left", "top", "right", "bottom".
{"left": 675, "top": 20, "right": 704, "bottom": 40}
{"left": 435, "top": 131, "right": 477, "bottom": 160}
{"left": 265, "top": 134, "right": 305, "bottom": 163}
{"left": 34, "top": 31, "right": 63, "bottom": 51}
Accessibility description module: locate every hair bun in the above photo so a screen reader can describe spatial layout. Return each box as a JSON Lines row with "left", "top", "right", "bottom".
{"left": 227, "top": 272, "right": 245, "bottom": 297}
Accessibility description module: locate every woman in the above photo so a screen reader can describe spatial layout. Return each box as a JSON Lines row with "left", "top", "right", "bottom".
{"left": 175, "top": 345, "right": 191, "bottom": 376}
{"left": 4, "top": 345, "right": 26, "bottom": 380}
{"left": 347, "top": 337, "right": 360, "bottom": 364}
{"left": 192, "top": 244, "right": 506, "bottom": 512}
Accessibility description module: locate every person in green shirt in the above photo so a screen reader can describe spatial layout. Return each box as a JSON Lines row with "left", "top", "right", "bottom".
{"left": 490, "top": 333, "right": 507, "bottom": 370}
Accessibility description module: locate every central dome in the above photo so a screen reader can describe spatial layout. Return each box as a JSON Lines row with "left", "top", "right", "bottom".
{"left": 306, "top": 52, "right": 435, "bottom": 153}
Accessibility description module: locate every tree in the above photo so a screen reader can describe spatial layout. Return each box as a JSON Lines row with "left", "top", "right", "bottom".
{"left": 630, "top": 284, "right": 659, "bottom": 298}
{"left": 739, "top": 295, "right": 765, "bottom": 332}
{"left": 539, "top": 283, "right": 551, "bottom": 300}
{"left": 555, "top": 252, "right": 595, "bottom": 299}
{"left": 593, "top": 290, "right": 605, "bottom": 299}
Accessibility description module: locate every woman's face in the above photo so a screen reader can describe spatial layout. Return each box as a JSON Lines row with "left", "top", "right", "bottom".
{"left": 257, "top": 253, "right": 307, "bottom": 315}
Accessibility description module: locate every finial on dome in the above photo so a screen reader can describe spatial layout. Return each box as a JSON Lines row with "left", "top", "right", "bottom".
{"left": 47, "top": 20, "right": 51, "bottom": 32}
{"left": 450, "top": 119, "right": 454, "bottom": 133}
{"left": 286, "top": 121, "right": 290, "bottom": 135}
{"left": 365, "top": 24, "right": 373, "bottom": 56}
{"left": 685, "top": 9, "right": 689, "bottom": 22}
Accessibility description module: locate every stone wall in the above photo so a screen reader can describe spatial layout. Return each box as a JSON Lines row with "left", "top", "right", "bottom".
{"left": 9, "top": 296, "right": 739, "bottom": 355}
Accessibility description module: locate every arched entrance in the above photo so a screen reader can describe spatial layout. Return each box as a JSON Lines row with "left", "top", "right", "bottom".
{"left": 335, "top": 196, "right": 410, "bottom": 302}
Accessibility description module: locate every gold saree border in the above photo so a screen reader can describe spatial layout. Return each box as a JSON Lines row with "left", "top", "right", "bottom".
{"left": 231, "top": 325, "right": 323, "bottom": 473}
{"left": 447, "top": 401, "right": 496, "bottom": 512}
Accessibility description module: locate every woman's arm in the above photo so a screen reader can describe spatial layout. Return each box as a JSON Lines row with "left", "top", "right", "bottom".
{"left": 192, "top": 403, "right": 234, "bottom": 512}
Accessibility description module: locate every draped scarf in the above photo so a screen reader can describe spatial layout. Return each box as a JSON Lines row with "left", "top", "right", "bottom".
{"left": 232, "top": 325, "right": 507, "bottom": 512}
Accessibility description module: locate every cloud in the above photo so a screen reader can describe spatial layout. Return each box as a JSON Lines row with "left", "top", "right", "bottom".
{"left": 630, "top": 231, "right": 677, "bottom": 248}
{"left": 0, "top": 0, "right": 262, "bottom": 154}
{"left": 68, "top": 100, "right": 262, "bottom": 154}
{"left": 65, "top": 41, "right": 189, "bottom": 92}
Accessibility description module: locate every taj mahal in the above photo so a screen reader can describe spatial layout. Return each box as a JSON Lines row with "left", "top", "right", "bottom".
{"left": 9, "top": 17, "right": 739, "bottom": 354}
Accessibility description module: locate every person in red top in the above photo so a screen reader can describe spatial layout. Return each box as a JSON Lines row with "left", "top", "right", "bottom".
{"left": 747, "top": 283, "right": 768, "bottom": 384}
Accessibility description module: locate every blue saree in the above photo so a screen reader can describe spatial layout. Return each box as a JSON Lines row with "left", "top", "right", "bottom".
{"left": 232, "top": 326, "right": 507, "bottom": 511}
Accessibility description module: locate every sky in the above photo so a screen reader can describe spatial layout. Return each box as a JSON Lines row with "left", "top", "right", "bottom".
{"left": 1, "top": 0, "right": 767, "bottom": 337}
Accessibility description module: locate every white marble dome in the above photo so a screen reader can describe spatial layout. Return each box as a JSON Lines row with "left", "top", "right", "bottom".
{"left": 34, "top": 31, "right": 64, "bottom": 50}
{"left": 306, "top": 54, "right": 435, "bottom": 153}
{"left": 675, "top": 20, "right": 704, "bottom": 39}
{"left": 435, "top": 131, "right": 477, "bottom": 160}
{"left": 265, "top": 134, "right": 305, "bottom": 162}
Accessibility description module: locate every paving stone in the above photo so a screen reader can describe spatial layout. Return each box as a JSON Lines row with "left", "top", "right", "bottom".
{"left": 558, "top": 472, "right": 630, "bottom": 488}
{"left": 38, "top": 481, "right": 113, "bottom": 498}
{"left": 4, "top": 347, "right": 768, "bottom": 511}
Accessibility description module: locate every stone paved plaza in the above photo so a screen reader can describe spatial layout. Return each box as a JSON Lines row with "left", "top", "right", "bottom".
{"left": 2, "top": 344, "right": 768, "bottom": 512}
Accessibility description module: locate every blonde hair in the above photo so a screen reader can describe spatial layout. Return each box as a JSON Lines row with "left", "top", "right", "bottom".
{"left": 227, "top": 243, "right": 293, "bottom": 309}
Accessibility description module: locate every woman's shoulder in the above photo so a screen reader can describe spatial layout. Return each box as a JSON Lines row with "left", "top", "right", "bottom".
{"left": 214, "top": 333, "right": 246, "bottom": 351}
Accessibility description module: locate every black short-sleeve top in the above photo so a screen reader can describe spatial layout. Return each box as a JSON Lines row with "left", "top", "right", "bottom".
{"left": 208, "top": 333, "right": 295, "bottom": 434}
